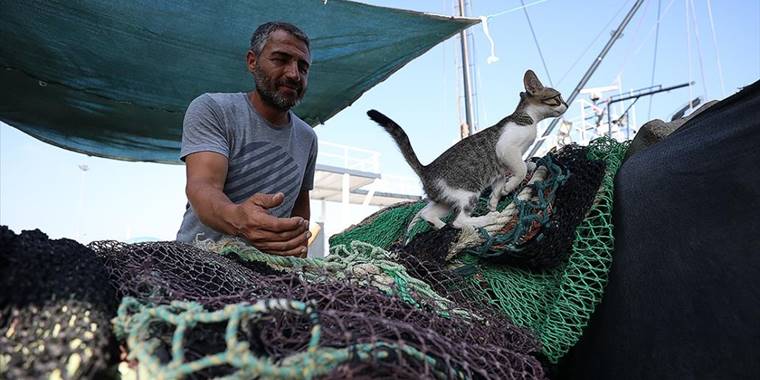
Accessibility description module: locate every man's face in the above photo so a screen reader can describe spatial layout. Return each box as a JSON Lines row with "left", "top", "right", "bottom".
{"left": 249, "top": 29, "right": 311, "bottom": 111}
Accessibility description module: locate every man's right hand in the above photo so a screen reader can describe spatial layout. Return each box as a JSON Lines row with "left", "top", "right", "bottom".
{"left": 224, "top": 192, "right": 310, "bottom": 257}
{"left": 184, "top": 152, "right": 309, "bottom": 257}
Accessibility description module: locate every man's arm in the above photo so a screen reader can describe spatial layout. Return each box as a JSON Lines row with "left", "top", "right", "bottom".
{"left": 185, "top": 151, "right": 309, "bottom": 256}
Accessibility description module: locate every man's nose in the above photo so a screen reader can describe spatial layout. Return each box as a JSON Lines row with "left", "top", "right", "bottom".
{"left": 284, "top": 62, "right": 300, "bottom": 81}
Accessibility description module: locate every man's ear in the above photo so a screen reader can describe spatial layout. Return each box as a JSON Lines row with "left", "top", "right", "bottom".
{"left": 246, "top": 50, "right": 257, "bottom": 74}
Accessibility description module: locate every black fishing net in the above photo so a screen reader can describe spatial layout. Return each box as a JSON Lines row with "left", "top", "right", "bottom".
{"left": 477, "top": 144, "right": 607, "bottom": 268}
{"left": 0, "top": 226, "right": 118, "bottom": 379}
{"left": 380, "top": 144, "right": 606, "bottom": 271}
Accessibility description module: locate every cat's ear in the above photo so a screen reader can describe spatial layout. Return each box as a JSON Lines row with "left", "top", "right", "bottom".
{"left": 524, "top": 70, "right": 544, "bottom": 95}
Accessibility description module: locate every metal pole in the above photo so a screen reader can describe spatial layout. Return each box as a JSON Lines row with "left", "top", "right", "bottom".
{"left": 458, "top": 0, "right": 475, "bottom": 136}
{"left": 528, "top": 0, "right": 645, "bottom": 156}
{"left": 605, "top": 81, "right": 693, "bottom": 137}
{"left": 607, "top": 102, "right": 612, "bottom": 137}
{"left": 608, "top": 81, "right": 693, "bottom": 104}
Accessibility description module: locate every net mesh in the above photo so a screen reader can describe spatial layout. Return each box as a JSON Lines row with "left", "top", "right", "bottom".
{"left": 0, "top": 227, "right": 118, "bottom": 380}
{"left": 95, "top": 240, "right": 545, "bottom": 379}
{"left": 1, "top": 137, "right": 626, "bottom": 378}
{"left": 329, "top": 137, "right": 627, "bottom": 363}
{"left": 462, "top": 138, "right": 626, "bottom": 363}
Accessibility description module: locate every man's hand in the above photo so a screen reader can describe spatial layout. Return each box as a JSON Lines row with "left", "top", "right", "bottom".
{"left": 225, "top": 192, "right": 310, "bottom": 256}
{"left": 184, "top": 152, "right": 309, "bottom": 257}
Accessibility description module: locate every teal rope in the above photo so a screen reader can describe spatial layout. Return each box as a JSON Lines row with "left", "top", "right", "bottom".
{"left": 114, "top": 297, "right": 468, "bottom": 379}
{"left": 473, "top": 155, "right": 568, "bottom": 257}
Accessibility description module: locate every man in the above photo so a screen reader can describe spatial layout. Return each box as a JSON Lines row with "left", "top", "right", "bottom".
{"left": 176, "top": 22, "right": 317, "bottom": 257}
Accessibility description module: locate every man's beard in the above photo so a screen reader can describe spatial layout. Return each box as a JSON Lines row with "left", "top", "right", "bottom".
{"left": 253, "top": 66, "right": 305, "bottom": 111}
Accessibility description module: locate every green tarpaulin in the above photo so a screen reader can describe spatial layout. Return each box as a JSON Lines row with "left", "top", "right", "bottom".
{"left": 0, "top": 0, "right": 477, "bottom": 163}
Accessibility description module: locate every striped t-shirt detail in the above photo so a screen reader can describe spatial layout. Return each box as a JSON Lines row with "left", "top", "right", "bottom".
{"left": 225, "top": 141, "right": 300, "bottom": 206}
{"left": 176, "top": 92, "right": 317, "bottom": 243}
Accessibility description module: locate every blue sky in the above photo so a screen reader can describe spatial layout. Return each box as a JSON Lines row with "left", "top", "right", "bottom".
{"left": 2, "top": 0, "right": 758, "bottom": 242}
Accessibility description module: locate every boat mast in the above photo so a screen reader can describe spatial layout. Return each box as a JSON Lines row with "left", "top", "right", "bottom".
{"left": 458, "top": 0, "right": 475, "bottom": 138}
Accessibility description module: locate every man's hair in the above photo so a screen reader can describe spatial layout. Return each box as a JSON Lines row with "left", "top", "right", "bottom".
{"left": 250, "top": 22, "right": 310, "bottom": 55}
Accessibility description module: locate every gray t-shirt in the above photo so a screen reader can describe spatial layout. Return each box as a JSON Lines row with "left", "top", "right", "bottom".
{"left": 176, "top": 92, "right": 317, "bottom": 243}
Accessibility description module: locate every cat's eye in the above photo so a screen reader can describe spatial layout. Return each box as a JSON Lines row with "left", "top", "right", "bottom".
{"left": 543, "top": 96, "right": 561, "bottom": 106}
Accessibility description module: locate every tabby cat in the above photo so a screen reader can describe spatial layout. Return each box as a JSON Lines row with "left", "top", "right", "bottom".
{"left": 367, "top": 69, "right": 567, "bottom": 229}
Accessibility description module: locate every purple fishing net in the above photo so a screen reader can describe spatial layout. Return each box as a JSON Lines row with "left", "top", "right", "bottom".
{"left": 91, "top": 240, "right": 547, "bottom": 379}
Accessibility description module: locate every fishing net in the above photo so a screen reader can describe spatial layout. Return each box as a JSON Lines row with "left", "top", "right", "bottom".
{"left": 457, "top": 144, "right": 606, "bottom": 269}
{"left": 93, "top": 240, "right": 545, "bottom": 379}
{"left": 329, "top": 201, "right": 426, "bottom": 249}
{"left": 0, "top": 227, "right": 118, "bottom": 380}
{"left": 330, "top": 137, "right": 628, "bottom": 363}
{"left": 1, "top": 137, "right": 627, "bottom": 379}
{"left": 463, "top": 138, "right": 626, "bottom": 363}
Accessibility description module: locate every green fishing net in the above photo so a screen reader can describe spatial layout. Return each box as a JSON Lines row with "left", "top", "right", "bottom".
{"left": 329, "top": 137, "right": 628, "bottom": 363}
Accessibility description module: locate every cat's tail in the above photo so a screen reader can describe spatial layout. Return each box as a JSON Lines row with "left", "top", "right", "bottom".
{"left": 367, "top": 110, "right": 425, "bottom": 176}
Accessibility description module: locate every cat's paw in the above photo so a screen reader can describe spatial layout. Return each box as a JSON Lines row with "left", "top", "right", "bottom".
{"left": 500, "top": 183, "right": 518, "bottom": 196}
{"left": 488, "top": 196, "right": 500, "bottom": 211}
{"left": 429, "top": 219, "right": 446, "bottom": 229}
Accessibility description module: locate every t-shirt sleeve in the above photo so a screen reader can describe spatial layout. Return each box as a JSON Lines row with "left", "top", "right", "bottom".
{"left": 179, "top": 94, "right": 229, "bottom": 161}
{"left": 302, "top": 136, "right": 318, "bottom": 191}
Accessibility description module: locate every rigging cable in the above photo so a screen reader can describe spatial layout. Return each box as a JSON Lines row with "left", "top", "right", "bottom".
{"left": 686, "top": 0, "right": 693, "bottom": 103}
{"left": 705, "top": 0, "right": 726, "bottom": 97}
{"left": 688, "top": 0, "right": 709, "bottom": 98}
{"left": 625, "top": 0, "right": 678, "bottom": 64}
{"left": 610, "top": 0, "right": 654, "bottom": 82}
{"left": 487, "top": 0, "right": 548, "bottom": 18}
{"left": 556, "top": 0, "right": 632, "bottom": 87}
{"left": 520, "top": 0, "right": 554, "bottom": 87}
{"left": 647, "top": 0, "right": 662, "bottom": 120}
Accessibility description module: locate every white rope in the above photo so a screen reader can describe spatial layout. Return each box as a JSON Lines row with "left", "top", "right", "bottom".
{"left": 479, "top": 16, "right": 499, "bottom": 64}
{"left": 705, "top": 0, "right": 726, "bottom": 97}
{"left": 475, "top": 0, "right": 551, "bottom": 66}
